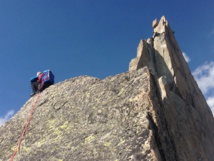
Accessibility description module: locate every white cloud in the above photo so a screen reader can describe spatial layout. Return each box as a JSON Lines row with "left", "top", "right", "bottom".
{"left": 193, "top": 62, "right": 214, "bottom": 94}
{"left": 0, "top": 110, "right": 15, "bottom": 127}
{"left": 193, "top": 62, "right": 214, "bottom": 115}
{"left": 182, "top": 52, "right": 190, "bottom": 63}
{"left": 207, "top": 96, "right": 214, "bottom": 114}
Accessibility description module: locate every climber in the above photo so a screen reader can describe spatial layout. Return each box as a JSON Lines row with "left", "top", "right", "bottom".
{"left": 30, "top": 70, "right": 55, "bottom": 97}
{"left": 30, "top": 72, "right": 43, "bottom": 97}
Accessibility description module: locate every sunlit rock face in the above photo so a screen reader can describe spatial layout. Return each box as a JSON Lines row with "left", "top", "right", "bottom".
{"left": 129, "top": 16, "right": 214, "bottom": 161}
{"left": 0, "top": 16, "right": 214, "bottom": 161}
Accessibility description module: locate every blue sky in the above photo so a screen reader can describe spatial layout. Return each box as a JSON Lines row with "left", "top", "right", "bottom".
{"left": 0, "top": 0, "right": 214, "bottom": 126}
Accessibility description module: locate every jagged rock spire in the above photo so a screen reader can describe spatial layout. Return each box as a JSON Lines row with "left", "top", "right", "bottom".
{"left": 152, "top": 16, "right": 168, "bottom": 33}
{"left": 129, "top": 16, "right": 211, "bottom": 112}
{"left": 129, "top": 16, "right": 214, "bottom": 160}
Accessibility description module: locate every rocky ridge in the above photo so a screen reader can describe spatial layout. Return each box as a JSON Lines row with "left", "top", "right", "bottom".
{"left": 0, "top": 16, "right": 214, "bottom": 161}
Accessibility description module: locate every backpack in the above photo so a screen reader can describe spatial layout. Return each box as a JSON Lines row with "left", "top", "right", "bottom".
{"left": 41, "top": 70, "right": 55, "bottom": 84}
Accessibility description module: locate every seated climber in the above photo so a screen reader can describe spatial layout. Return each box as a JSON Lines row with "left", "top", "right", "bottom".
{"left": 30, "top": 70, "right": 55, "bottom": 97}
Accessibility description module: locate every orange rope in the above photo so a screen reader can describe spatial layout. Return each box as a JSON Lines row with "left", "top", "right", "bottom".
{"left": 10, "top": 92, "right": 41, "bottom": 161}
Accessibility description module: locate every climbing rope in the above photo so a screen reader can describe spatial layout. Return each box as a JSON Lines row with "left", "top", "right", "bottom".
{"left": 10, "top": 92, "right": 41, "bottom": 161}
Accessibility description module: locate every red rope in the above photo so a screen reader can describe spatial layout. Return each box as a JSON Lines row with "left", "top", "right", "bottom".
{"left": 10, "top": 92, "right": 41, "bottom": 161}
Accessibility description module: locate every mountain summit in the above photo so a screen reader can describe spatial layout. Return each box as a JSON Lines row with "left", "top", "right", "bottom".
{"left": 1, "top": 16, "right": 214, "bottom": 161}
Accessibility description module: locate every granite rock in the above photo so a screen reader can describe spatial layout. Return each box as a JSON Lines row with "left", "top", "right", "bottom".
{"left": 1, "top": 16, "right": 214, "bottom": 161}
